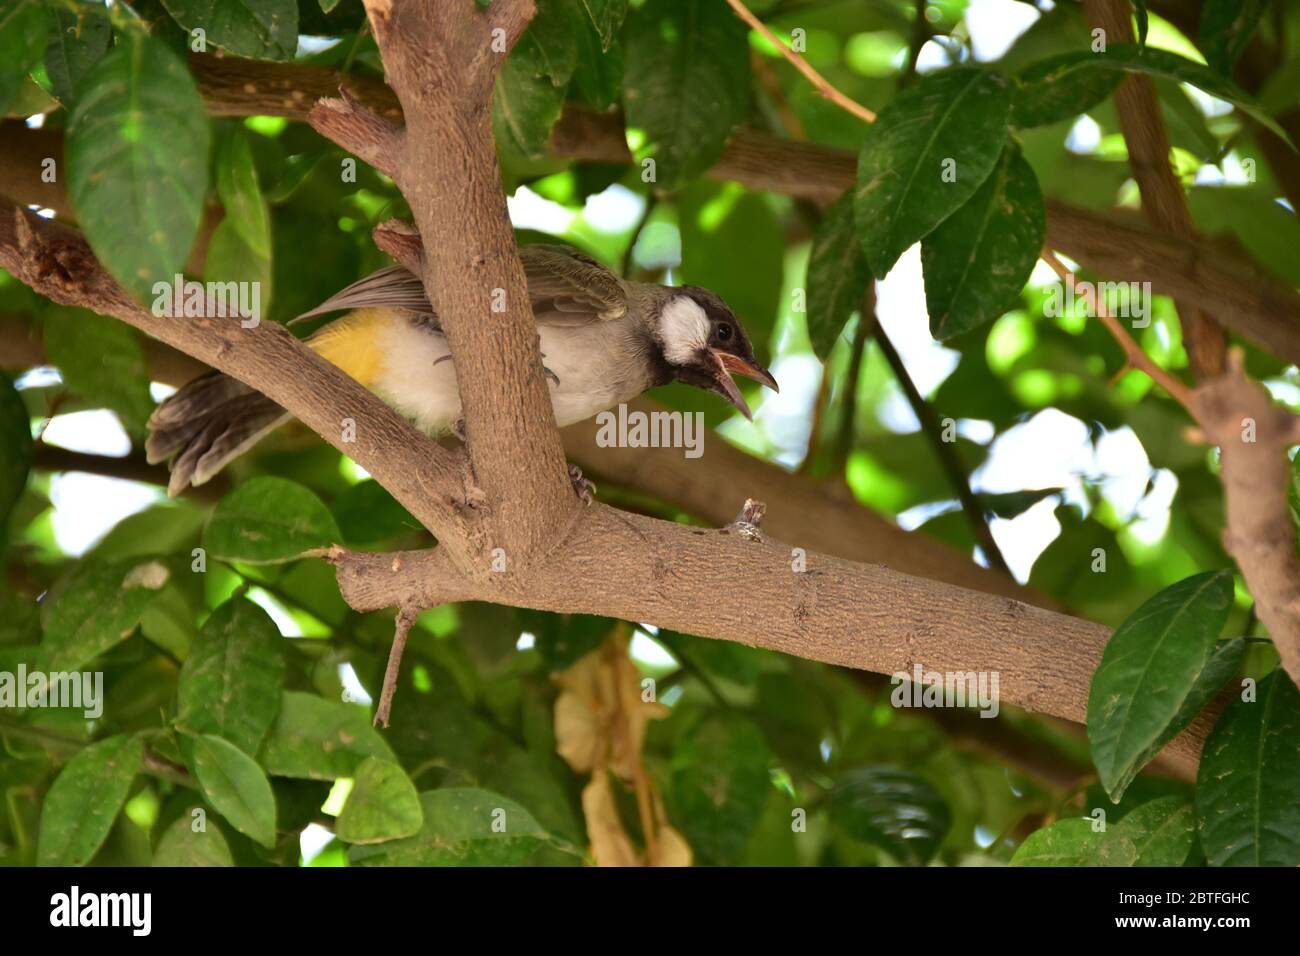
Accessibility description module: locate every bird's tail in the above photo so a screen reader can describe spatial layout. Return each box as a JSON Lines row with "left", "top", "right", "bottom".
{"left": 145, "top": 372, "right": 290, "bottom": 496}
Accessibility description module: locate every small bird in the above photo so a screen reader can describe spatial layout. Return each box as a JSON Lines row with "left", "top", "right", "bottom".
{"left": 146, "top": 244, "right": 778, "bottom": 497}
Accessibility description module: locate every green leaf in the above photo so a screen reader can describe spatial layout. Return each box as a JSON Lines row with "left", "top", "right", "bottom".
{"left": 187, "top": 733, "right": 277, "bottom": 848}
{"left": 829, "top": 766, "right": 951, "bottom": 865}
{"left": 529, "top": 0, "right": 582, "bottom": 87}
{"left": 1114, "top": 795, "right": 1196, "bottom": 866}
{"left": 159, "top": 0, "right": 298, "bottom": 60}
{"left": 491, "top": 0, "right": 584, "bottom": 165}
{"left": 806, "top": 192, "right": 870, "bottom": 360}
{"left": 1199, "top": 0, "right": 1268, "bottom": 76}
{"left": 336, "top": 757, "right": 423, "bottom": 844}
{"left": 1087, "top": 570, "right": 1235, "bottom": 801}
{"left": 1132, "top": 0, "right": 1148, "bottom": 49}
{"left": 42, "top": 558, "right": 172, "bottom": 670}
{"left": 854, "top": 67, "right": 1012, "bottom": 276}
{"left": 1012, "top": 54, "right": 1124, "bottom": 128}
{"left": 668, "top": 711, "right": 770, "bottom": 865}
{"left": 977, "top": 487, "right": 1062, "bottom": 520}
{"left": 572, "top": 20, "right": 623, "bottom": 112}
{"left": 36, "top": 734, "right": 143, "bottom": 866}
{"left": 1197, "top": 670, "right": 1300, "bottom": 867}
{"left": 349, "top": 789, "right": 549, "bottom": 866}
{"left": 581, "top": 0, "right": 627, "bottom": 51}
{"left": 204, "top": 216, "right": 273, "bottom": 317}
{"left": 1016, "top": 45, "right": 1290, "bottom": 143}
{"left": 152, "top": 813, "right": 235, "bottom": 866}
{"left": 0, "top": 374, "right": 32, "bottom": 533}
{"left": 43, "top": 3, "right": 110, "bottom": 105}
{"left": 679, "top": 181, "right": 783, "bottom": 362}
{"left": 1011, "top": 818, "right": 1137, "bottom": 866}
{"left": 623, "top": 0, "right": 751, "bottom": 189}
{"left": 922, "top": 145, "right": 1044, "bottom": 339}
{"left": 176, "top": 597, "right": 285, "bottom": 756}
{"left": 66, "top": 33, "right": 210, "bottom": 303}
{"left": 40, "top": 306, "right": 155, "bottom": 437}
{"left": 89, "top": 500, "right": 207, "bottom": 562}
{"left": 0, "top": 0, "right": 48, "bottom": 116}
{"left": 258, "top": 691, "right": 396, "bottom": 779}
{"left": 215, "top": 130, "right": 272, "bottom": 260}
{"left": 202, "top": 476, "right": 341, "bottom": 564}
{"left": 332, "top": 478, "right": 418, "bottom": 546}
{"left": 493, "top": 37, "right": 568, "bottom": 163}
{"left": 0, "top": 583, "right": 39, "bottom": 646}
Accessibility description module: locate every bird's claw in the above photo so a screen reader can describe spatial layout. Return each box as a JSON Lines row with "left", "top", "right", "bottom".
{"left": 568, "top": 464, "right": 596, "bottom": 506}
{"left": 544, "top": 365, "right": 560, "bottom": 387}
{"left": 451, "top": 418, "right": 466, "bottom": 442}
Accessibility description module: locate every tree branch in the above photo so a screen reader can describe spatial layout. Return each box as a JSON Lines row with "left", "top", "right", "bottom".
{"left": 312, "top": 0, "right": 574, "bottom": 571}
{"left": 322, "top": 505, "right": 1209, "bottom": 777}
{"left": 0, "top": 199, "right": 482, "bottom": 565}
{"left": 1083, "top": 0, "right": 1226, "bottom": 379}
{"left": 724, "top": 0, "right": 877, "bottom": 123}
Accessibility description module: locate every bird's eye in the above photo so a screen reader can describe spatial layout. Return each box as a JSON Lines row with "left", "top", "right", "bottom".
{"left": 716, "top": 323, "right": 733, "bottom": 342}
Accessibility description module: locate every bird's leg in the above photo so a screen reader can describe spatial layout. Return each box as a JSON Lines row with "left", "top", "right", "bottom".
{"left": 568, "top": 464, "right": 596, "bottom": 506}
{"left": 540, "top": 351, "right": 560, "bottom": 387}
{"left": 451, "top": 417, "right": 466, "bottom": 442}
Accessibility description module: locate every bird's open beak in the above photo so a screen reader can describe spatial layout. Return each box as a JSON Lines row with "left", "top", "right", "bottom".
{"left": 708, "top": 350, "right": 779, "bottom": 420}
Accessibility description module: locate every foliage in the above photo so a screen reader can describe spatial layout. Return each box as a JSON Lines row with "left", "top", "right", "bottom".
{"left": 1, "top": 0, "right": 1299, "bottom": 869}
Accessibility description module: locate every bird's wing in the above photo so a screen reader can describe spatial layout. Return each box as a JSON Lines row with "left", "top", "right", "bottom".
{"left": 288, "top": 266, "right": 436, "bottom": 326}
{"left": 521, "top": 244, "right": 629, "bottom": 325}
{"left": 288, "top": 245, "right": 628, "bottom": 328}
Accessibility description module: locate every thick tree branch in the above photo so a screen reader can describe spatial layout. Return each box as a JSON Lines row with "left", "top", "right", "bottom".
{"left": 1191, "top": 352, "right": 1300, "bottom": 681}
{"left": 323, "top": 506, "right": 1209, "bottom": 777}
{"left": 309, "top": 0, "right": 574, "bottom": 571}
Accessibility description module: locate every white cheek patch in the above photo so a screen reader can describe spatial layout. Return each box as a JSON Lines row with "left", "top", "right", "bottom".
{"left": 659, "top": 296, "right": 711, "bottom": 365}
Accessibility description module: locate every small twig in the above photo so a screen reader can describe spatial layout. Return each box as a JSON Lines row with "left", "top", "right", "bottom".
{"left": 725, "top": 0, "right": 876, "bottom": 123}
{"left": 726, "top": 497, "right": 767, "bottom": 542}
{"left": 307, "top": 87, "right": 404, "bottom": 180}
{"left": 372, "top": 219, "right": 425, "bottom": 272}
{"left": 374, "top": 604, "right": 420, "bottom": 728}
{"left": 1041, "top": 249, "right": 1195, "bottom": 408}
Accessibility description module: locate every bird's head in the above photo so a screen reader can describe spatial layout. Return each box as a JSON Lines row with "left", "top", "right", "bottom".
{"left": 655, "top": 287, "right": 778, "bottom": 419}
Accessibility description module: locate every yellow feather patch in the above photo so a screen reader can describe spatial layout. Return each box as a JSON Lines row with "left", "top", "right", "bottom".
{"left": 307, "top": 308, "right": 388, "bottom": 388}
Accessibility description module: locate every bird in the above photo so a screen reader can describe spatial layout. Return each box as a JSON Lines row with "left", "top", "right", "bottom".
{"left": 146, "top": 243, "right": 778, "bottom": 498}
